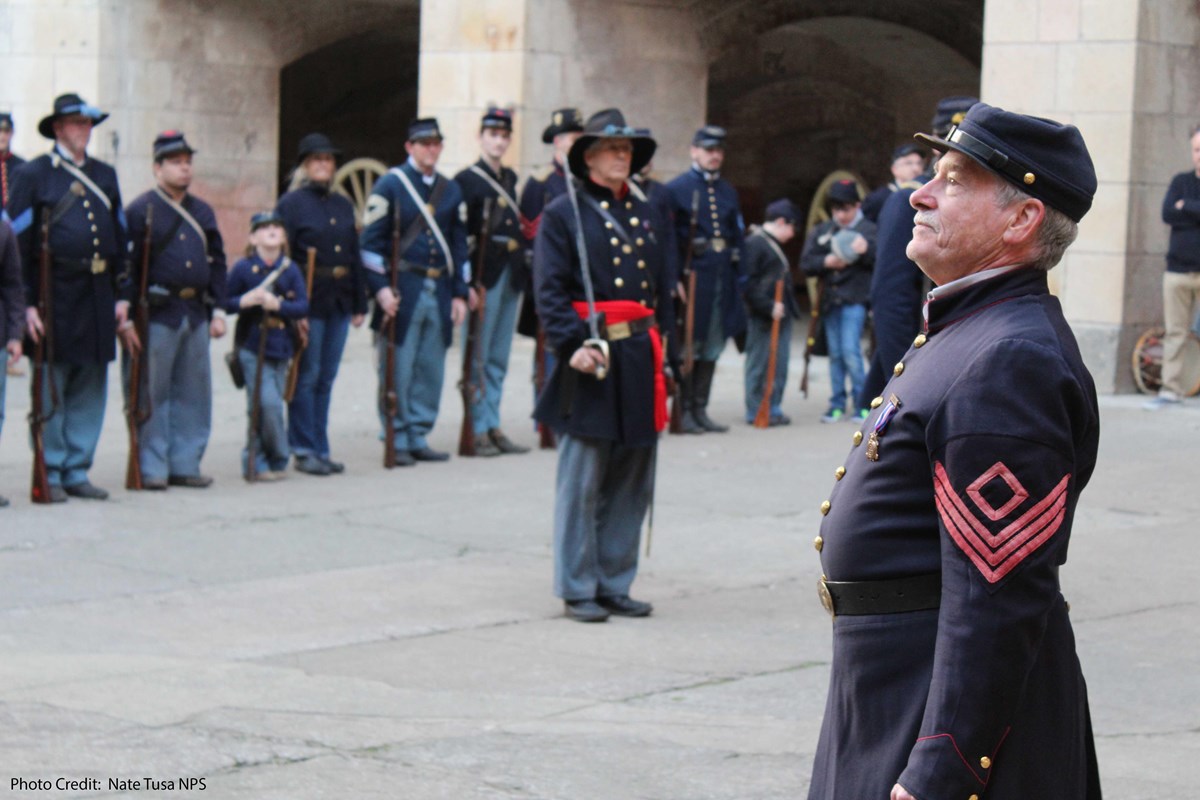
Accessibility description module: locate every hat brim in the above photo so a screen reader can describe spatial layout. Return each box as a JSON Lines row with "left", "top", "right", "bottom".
{"left": 38, "top": 110, "right": 108, "bottom": 139}
{"left": 566, "top": 134, "right": 657, "bottom": 181}
{"left": 542, "top": 124, "right": 583, "bottom": 145}
{"left": 156, "top": 144, "right": 197, "bottom": 161}
{"left": 297, "top": 146, "right": 342, "bottom": 164}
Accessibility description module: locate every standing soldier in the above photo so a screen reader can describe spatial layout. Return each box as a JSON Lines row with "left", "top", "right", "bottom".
{"left": 0, "top": 218, "right": 22, "bottom": 506}
{"left": 665, "top": 125, "right": 745, "bottom": 433}
{"left": 123, "top": 131, "right": 227, "bottom": 490}
{"left": 534, "top": 109, "right": 675, "bottom": 623}
{"left": 276, "top": 133, "right": 367, "bottom": 474}
{"left": 0, "top": 112, "right": 24, "bottom": 216}
{"left": 454, "top": 108, "right": 531, "bottom": 456}
{"left": 8, "top": 94, "right": 132, "bottom": 502}
{"left": 518, "top": 108, "right": 585, "bottom": 443}
{"left": 360, "top": 118, "right": 469, "bottom": 466}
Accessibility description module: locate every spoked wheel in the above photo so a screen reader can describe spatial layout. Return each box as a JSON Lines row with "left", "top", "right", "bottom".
{"left": 1132, "top": 326, "right": 1200, "bottom": 396}
{"left": 333, "top": 157, "right": 387, "bottom": 226}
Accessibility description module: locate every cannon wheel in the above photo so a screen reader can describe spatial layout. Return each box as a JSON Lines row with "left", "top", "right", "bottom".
{"left": 1132, "top": 326, "right": 1200, "bottom": 396}
{"left": 333, "top": 158, "right": 387, "bottom": 227}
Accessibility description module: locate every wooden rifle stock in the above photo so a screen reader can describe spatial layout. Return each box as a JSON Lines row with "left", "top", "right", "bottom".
{"left": 458, "top": 198, "right": 492, "bottom": 457}
{"left": 30, "top": 219, "right": 56, "bottom": 503}
{"left": 753, "top": 279, "right": 785, "bottom": 428}
{"left": 681, "top": 189, "right": 699, "bottom": 377}
{"left": 125, "top": 204, "right": 154, "bottom": 490}
{"left": 534, "top": 326, "right": 556, "bottom": 449}
{"left": 284, "top": 247, "right": 316, "bottom": 403}
{"left": 382, "top": 205, "right": 401, "bottom": 468}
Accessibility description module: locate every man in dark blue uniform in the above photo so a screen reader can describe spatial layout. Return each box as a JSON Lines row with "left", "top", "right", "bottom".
{"left": 7, "top": 94, "right": 131, "bottom": 502}
{"left": 276, "top": 132, "right": 368, "bottom": 474}
{"left": 360, "top": 118, "right": 469, "bottom": 466}
{"left": 665, "top": 125, "right": 745, "bottom": 433}
{"left": 0, "top": 112, "right": 24, "bottom": 217}
{"left": 858, "top": 96, "right": 977, "bottom": 413}
{"left": 861, "top": 143, "right": 926, "bottom": 223}
{"left": 808, "top": 103, "right": 1102, "bottom": 800}
{"left": 534, "top": 109, "right": 675, "bottom": 623}
{"left": 0, "top": 218, "right": 23, "bottom": 507}
{"left": 518, "top": 108, "right": 584, "bottom": 445}
{"left": 455, "top": 108, "right": 531, "bottom": 456}
{"left": 123, "top": 131, "right": 226, "bottom": 490}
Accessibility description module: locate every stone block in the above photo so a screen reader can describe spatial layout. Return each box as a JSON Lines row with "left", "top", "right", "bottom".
{"left": 1133, "top": 44, "right": 1172, "bottom": 115}
{"left": 983, "top": 0, "right": 1040, "bottom": 44}
{"left": 1073, "top": 111, "right": 1133, "bottom": 184}
{"left": 1125, "top": 179, "right": 1171, "bottom": 258}
{"left": 1060, "top": 250, "right": 1125, "bottom": 325}
{"left": 1070, "top": 319, "right": 1122, "bottom": 392}
{"left": 15, "top": 4, "right": 99, "bottom": 57}
{"left": 1140, "top": 0, "right": 1200, "bottom": 46}
{"left": 1081, "top": 0, "right": 1138, "bottom": 41}
{"left": 1039, "top": 0, "right": 1081, "bottom": 42}
{"left": 421, "top": 0, "right": 526, "bottom": 54}
{"left": 51, "top": 54, "right": 101, "bottom": 100}
{"left": 1056, "top": 42, "right": 1136, "bottom": 114}
{"left": 981, "top": 44, "right": 1058, "bottom": 111}
{"left": 1168, "top": 45, "right": 1200, "bottom": 116}
{"left": 1074, "top": 179, "right": 1129, "bottom": 256}
{"left": 418, "top": 51, "right": 471, "bottom": 109}
{"left": 467, "top": 50, "right": 524, "bottom": 108}
{"left": 0, "top": 54, "right": 56, "bottom": 113}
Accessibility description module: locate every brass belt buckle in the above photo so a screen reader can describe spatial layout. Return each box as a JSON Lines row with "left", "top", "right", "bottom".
{"left": 711, "top": 237, "right": 726, "bottom": 254}
{"left": 506, "top": 238, "right": 520, "bottom": 253}
{"left": 606, "top": 320, "right": 631, "bottom": 341}
{"left": 818, "top": 575, "right": 835, "bottom": 619}
{"left": 426, "top": 268, "right": 441, "bottom": 279}
{"left": 91, "top": 257, "right": 107, "bottom": 274}
{"left": 178, "top": 287, "right": 196, "bottom": 300}
{"left": 332, "top": 266, "right": 348, "bottom": 279}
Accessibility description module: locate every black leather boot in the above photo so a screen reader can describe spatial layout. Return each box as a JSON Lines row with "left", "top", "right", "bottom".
{"left": 693, "top": 360, "right": 728, "bottom": 433}
{"left": 679, "top": 371, "right": 704, "bottom": 434}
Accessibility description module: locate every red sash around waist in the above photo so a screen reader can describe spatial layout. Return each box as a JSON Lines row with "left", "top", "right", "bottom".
{"left": 572, "top": 300, "right": 666, "bottom": 433}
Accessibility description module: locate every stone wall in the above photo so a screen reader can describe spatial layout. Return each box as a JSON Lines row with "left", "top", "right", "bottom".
{"left": 981, "top": 0, "right": 1195, "bottom": 392}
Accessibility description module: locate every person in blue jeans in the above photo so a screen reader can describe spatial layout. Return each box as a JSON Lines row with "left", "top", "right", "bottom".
{"left": 800, "top": 179, "right": 876, "bottom": 422}
{"left": 223, "top": 212, "right": 308, "bottom": 481}
{"left": 276, "top": 133, "right": 367, "bottom": 475}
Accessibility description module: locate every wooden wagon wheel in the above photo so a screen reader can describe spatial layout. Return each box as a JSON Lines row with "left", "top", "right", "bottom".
{"left": 1132, "top": 326, "right": 1200, "bottom": 396}
{"left": 333, "top": 157, "right": 387, "bottom": 227}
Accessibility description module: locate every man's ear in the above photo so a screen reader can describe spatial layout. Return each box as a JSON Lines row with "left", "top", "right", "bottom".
{"left": 1004, "top": 197, "right": 1046, "bottom": 247}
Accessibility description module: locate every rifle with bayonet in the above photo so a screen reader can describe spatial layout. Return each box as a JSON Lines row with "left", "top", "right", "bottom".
{"left": 534, "top": 326, "right": 556, "bottom": 448}
{"left": 125, "top": 204, "right": 154, "bottom": 490}
{"left": 382, "top": 204, "right": 402, "bottom": 468}
{"left": 29, "top": 218, "right": 57, "bottom": 504}
{"left": 458, "top": 197, "right": 492, "bottom": 457}
{"left": 244, "top": 263, "right": 288, "bottom": 482}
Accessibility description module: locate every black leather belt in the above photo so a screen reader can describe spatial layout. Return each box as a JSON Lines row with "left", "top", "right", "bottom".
{"left": 604, "top": 316, "right": 656, "bottom": 341}
{"left": 150, "top": 284, "right": 206, "bottom": 302}
{"left": 398, "top": 260, "right": 443, "bottom": 278}
{"left": 315, "top": 265, "right": 350, "bottom": 279}
{"left": 818, "top": 573, "right": 941, "bottom": 617}
{"left": 54, "top": 256, "right": 107, "bottom": 275}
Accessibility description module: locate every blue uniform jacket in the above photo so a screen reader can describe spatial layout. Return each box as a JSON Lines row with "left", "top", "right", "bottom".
{"left": 0, "top": 221, "right": 23, "bottom": 343}
{"left": 516, "top": 162, "right": 569, "bottom": 338}
{"left": 124, "top": 189, "right": 226, "bottom": 328}
{"left": 275, "top": 183, "right": 367, "bottom": 317}
{"left": 454, "top": 160, "right": 529, "bottom": 290}
{"left": 811, "top": 267, "right": 1100, "bottom": 800}
{"left": 532, "top": 179, "right": 675, "bottom": 448}
{"left": 223, "top": 254, "right": 308, "bottom": 361}
{"left": 359, "top": 162, "right": 468, "bottom": 347}
{"left": 869, "top": 183, "right": 928, "bottom": 366}
{"left": 1, "top": 151, "right": 26, "bottom": 215}
{"left": 664, "top": 167, "right": 746, "bottom": 342}
{"left": 6, "top": 148, "right": 128, "bottom": 364}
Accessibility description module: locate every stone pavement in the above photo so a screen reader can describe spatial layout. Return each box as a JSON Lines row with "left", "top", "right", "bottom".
{"left": 0, "top": 328, "right": 1196, "bottom": 799}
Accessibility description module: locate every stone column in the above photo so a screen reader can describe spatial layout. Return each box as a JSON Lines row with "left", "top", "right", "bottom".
{"left": 981, "top": 0, "right": 1200, "bottom": 392}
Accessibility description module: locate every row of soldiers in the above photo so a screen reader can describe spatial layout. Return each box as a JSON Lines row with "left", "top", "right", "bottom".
{"left": 0, "top": 94, "right": 755, "bottom": 508}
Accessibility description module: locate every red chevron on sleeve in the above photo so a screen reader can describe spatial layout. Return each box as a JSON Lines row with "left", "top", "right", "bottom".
{"left": 933, "top": 461, "right": 1071, "bottom": 584}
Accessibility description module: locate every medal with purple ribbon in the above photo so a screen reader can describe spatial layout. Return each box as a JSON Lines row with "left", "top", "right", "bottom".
{"left": 866, "top": 393, "right": 902, "bottom": 462}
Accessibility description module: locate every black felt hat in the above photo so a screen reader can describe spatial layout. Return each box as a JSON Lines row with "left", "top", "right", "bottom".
{"left": 481, "top": 107, "right": 513, "bottom": 133}
{"left": 566, "top": 108, "right": 657, "bottom": 181}
{"left": 38, "top": 93, "right": 109, "bottom": 139}
{"left": 153, "top": 130, "right": 196, "bottom": 162}
{"left": 930, "top": 96, "right": 979, "bottom": 138}
{"left": 692, "top": 125, "right": 727, "bottom": 149}
{"left": 0, "top": 112, "right": 13, "bottom": 131}
{"left": 891, "top": 142, "right": 925, "bottom": 162}
{"left": 827, "top": 179, "right": 862, "bottom": 207}
{"left": 914, "top": 102, "right": 1097, "bottom": 223}
{"left": 296, "top": 132, "right": 341, "bottom": 163}
{"left": 764, "top": 198, "right": 800, "bottom": 224}
{"left": 541, "top": 107, "right": 584, "bottom": 144}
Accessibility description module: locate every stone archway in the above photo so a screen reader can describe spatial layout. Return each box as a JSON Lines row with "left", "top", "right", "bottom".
{"left": 705, "top": 8, "right": 983, "bottom": 229}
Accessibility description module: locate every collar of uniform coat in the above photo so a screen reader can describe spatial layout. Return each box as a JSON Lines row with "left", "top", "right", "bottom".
{"left": 922, "top": 265, "right": 1047, "bottom": 334}
{"left": 691, "top": 164, "right": 719, "bottom": 182}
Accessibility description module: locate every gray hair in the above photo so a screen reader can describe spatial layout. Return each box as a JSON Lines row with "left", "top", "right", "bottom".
{"left": 994, "top": 181, "right": 1078, "bottom": 271}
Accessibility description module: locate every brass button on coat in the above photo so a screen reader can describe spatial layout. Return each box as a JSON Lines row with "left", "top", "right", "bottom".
{"left": 835, "top": 466, "right": 846, "bottom": 480}
{"left": 615, "top": 278, "right": 624, "bottom": 287}
{"left": 610, "top": 237, "right": 620, "bottom": 246}
{"left": 893, "top": 362, "right": 905, "bottom": 376}
{"left": 853, "top": 431, "right": 863, "bottom": 446}
{"left": 820, "top": 500, "right": 831, "bottom": 516}
{"left": 870, "top": 396, "right": 883, "bottom": 409}
{"left": 600, "top": 201, "right": 610, "bottom": 210}
{"left": 980, "top": 756, "right": 991, "bottom": 769}
{"left": 814, "top": 536, "right": 823, "bottom": 552}
{"left": 630, "top": 217, "right": 639, "bottom": 226}
{"left": 914, "top": 333, "right": 927, "bottom": 347}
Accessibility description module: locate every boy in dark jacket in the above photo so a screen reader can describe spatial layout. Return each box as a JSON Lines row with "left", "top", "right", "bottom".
{"left": 800, "top": 179, "right": 876, "bottom": 422}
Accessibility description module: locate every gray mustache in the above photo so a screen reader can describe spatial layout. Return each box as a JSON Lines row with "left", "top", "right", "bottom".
{"left": 913, "top": 211, "right": 939, "bottom": 232}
